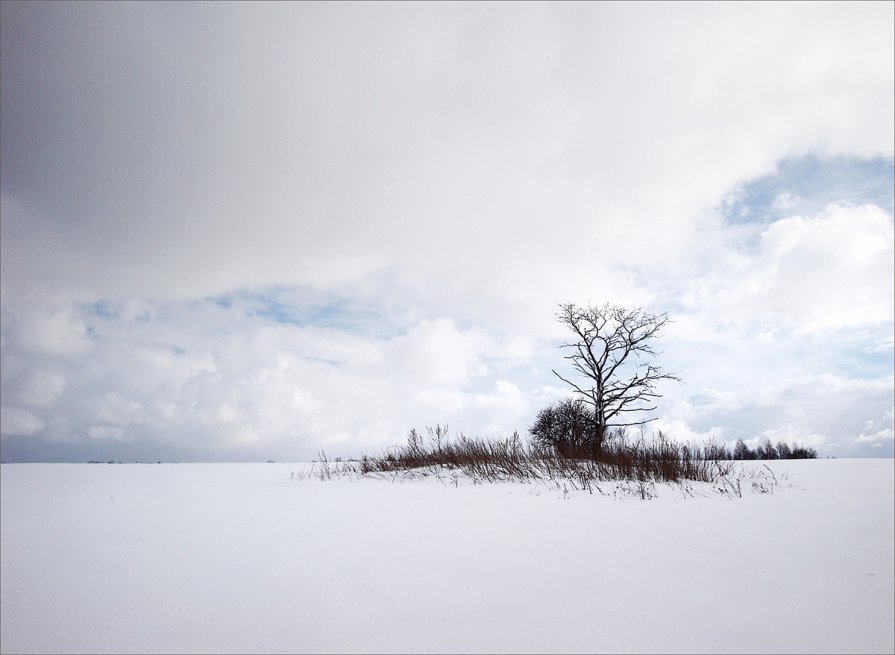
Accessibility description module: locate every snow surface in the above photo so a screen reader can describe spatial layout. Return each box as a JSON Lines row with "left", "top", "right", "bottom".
{"left": 1, "top": 459, "right": 893, "bottom": 654}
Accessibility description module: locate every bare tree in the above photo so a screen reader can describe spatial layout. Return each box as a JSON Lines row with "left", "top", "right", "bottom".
{"left": 733, "top": 439, "right": 753, "bottom": 460}
{"left": 552, "top": 303, "right": 680, "bottom": 450}
{"left": 776, "top": 441, "right": 792, "bottom": 460}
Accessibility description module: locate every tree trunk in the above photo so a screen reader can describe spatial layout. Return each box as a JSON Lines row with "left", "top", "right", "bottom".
{"left": 594, "top": 423, "right": 605, "bottom": 453}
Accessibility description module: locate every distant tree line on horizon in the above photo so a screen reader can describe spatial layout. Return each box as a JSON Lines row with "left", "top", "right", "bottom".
{"left": 730, "top": 438, "right": 818, "bottom": 460}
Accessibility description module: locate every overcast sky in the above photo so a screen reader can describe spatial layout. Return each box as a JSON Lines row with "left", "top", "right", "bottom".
{"left": 1, "top": 1, "right": 893, "bottom": 462}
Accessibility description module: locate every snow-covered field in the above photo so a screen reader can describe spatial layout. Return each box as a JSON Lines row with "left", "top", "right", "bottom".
{"left": 1, "top": 459, "right": 892, "bottom": 654}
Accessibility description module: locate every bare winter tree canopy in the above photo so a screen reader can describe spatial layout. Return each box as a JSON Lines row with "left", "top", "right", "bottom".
{"left": 552, "top": 303, "right": 681, "bottom": 445}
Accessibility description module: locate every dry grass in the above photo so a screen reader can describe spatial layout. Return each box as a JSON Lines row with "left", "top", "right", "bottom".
{"left": 355, "top": 425, "right": 736, "bottom": 486}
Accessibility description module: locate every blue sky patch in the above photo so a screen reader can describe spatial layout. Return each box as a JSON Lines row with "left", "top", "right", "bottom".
{"left": 207, "top": 287, "right": 404, "bottom": 338}
{"left": 722, "top": 155, "right": 894, "bottom": 224}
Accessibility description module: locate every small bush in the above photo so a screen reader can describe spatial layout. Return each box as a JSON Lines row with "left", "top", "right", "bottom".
{"left": 530, "top": 399, "right": 617, "bottom": 457}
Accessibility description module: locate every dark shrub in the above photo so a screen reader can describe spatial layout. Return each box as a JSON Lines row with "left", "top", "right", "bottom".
{"left": 530, "top": 398, "right": 609, "bottom": 457}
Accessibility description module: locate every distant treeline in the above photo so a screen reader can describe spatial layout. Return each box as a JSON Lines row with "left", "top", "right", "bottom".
{"left": 727, "top": 438, "right": 818, "bottom": 460}
{"left": 87, "top": 460, "right": 166, "bottom": 464}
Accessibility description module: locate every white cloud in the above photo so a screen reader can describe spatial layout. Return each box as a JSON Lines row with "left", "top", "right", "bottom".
{"left": 0, "top": 298, "right": 546, "bottom": 457}
{"left": 855, "top": 407, "right": 895, "bottom": 446}
{"left": 772, "top": 192, "right": 800, "bottom": 212}
{"left": 7, "top": 369, "right": 67, "bottom": 408}
{"left": 698, "top": 204, "right": 894, "bottom": 334}
{"left": 760, "top": 424, "right": 828, "bottom": 450}
{"left": 1, "top": 408, "right": 46, "bottom": 437}
{"left": 652, "top": 418, "right": 731, "bottom": 446}
{"left": 390, "top": 318, "right": 490, "bottom": 388}
{"left": 2, "top": 3, "right": 892, "bottom": 314}
{"left": 88, "top": 426, "right": 124, "bottom": 441}
{"left": 93, "top": 393, "right": 143, "bottom": 426}
{"left": 5, "top": 308, "right": 90, "bottom": 357}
